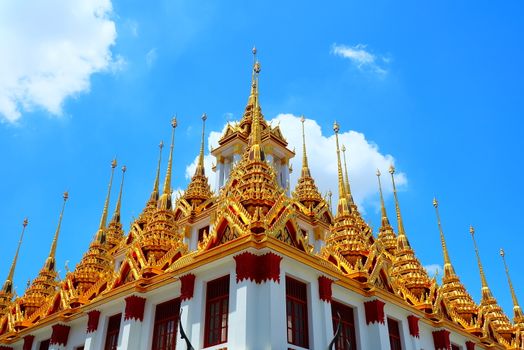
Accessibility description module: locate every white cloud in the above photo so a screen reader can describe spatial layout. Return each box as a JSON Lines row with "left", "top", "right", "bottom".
{"left": 185, "top": 115, "right": 407, "bottom": 209}
{"left": 0, "top": 0, "right": 119, "bottom": 122}
{"left": 146, "top": 48, "right": 158, "bottom": 68}
{"left": 331, "top": 43, "right": 388, "bottom": 75}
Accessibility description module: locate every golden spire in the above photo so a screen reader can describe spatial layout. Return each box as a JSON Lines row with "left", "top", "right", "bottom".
{"left": 376, "top": 170, "right": 390, "bottom": 227}
{"left": 159, "top": 117, "right": 177, "bottom": 210}
{"left": 44, "top": 192, "right": 68, "bottom": 271}
{"left": 341, "top": 145, "right": 355, "bottom": 205}
{"left": 433, "top": 198, "right": 454, "bottom": 274}
{"left": 376, "top": 169, "right": 396, "bottom": 255}
{"left": 110, "top": 165, "right": 126, "bottom": 224}
{"left": 300, "top": 116, "right": 311, "bottom": 177}
{"left": 248, "top": 57, "right": 264, "bottom": 161}
{"left": 96, "top": 159, "right": 117, "bottom": 240}
{"left": 334, "top": 122, "right": 349, "bottom": 216}
{"left": 500, "top": 249, "right": 524, "bottom": 322}
{"left": 150, "top": 141, "right": 164, "bottom": 203}
{"left": 2, "top": 218, "right": 28, "bottom": 294}
{"left": 470, "top": 226, "right": 492, "bottom": 299}
{"left": 389, "top": 165, "right": 407, "bottom": 241}
{"left": 195, "top": 113, "right": 207, "bottom": 176}
{"left": 249, "top": 46, "right": 259, "bottom": 104}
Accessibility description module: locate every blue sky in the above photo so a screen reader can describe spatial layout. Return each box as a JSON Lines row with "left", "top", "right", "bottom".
{"left": 1, "top": 0, "right": 523, "bottom": 318}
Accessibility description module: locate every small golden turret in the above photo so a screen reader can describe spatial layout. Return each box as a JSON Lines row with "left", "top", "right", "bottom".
{"left": 470, "top": 226, "right": 513, "bottom": 344}
{"left": 376, "top": 170, "right": 396, "bottom": 255}
{"left": 183, "top": 113, "right": 213, "bottom": 207}
{"left": 292, "top": 116, "right": 323, "bottom": 211}
{"left": 334, "top": 122, "right": 349, "bottom": 216}
{"left": 433, "top": 198, "right": 478, "bottom": 328}
{"left": 0, "top": 219, "right": 28, "bottom": 314}
{"left": 158, "top": 117, "right": 177, "bottom": 210}
{"left": 389, "top": 166, "right": 432, "bottom": 307}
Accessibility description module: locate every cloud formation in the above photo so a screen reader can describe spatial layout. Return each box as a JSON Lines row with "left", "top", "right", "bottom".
{"left": 331, "top": 43, "right": 388, "bottom": 75}
{"left": 0, "top": 0, "right": 119, "bottom": 122}
{"left": 185, "top": 114, "right": 407, "bottom": 212}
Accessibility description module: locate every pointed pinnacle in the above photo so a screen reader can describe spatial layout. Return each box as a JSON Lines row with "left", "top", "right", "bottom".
{"left": 334, "top": 122, "right": 349, "bottom": 216}
{"left": 433, "top": 198, "right": 454, "bottom": 277}
{"left": 341, "top": 144, "right": 354, "bottom": 205}
{"left": 150, "top": 141, "right": 164, "bottom": 203}
{"left": 162, "top": 117, "right": 177, "bottom": 195}
{"left": 195, "top": 113, "right": 207, "bottom": 175}
{"left": 46, "top": 192, "right": 68, "bottom": 271}
{"left": 2, "top": 218, "right": 28, "bottom": 294}
{"left": 376, "top": 170, "right": 390, "bottom": 227}
{"left": 111, "top": 165, "right": 126, "bottom": 224}
{"left": 300, "top": 116, "right": 311, "bottom": 177}
{"left": 500, "top": 249, "right": 523, "bottom": 320}
{"left": 389, "top": 165, "right": 407, "bottom": 238}
{"left": 98, "top": 159, "right": 117, "bottom": 232}
{"left": 470, "top": 226, "right": 491, "bottom": 298}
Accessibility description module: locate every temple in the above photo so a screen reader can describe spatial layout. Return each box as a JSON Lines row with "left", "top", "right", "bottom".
{"left": 0, "top": 49, "right": 522, "bottom": 350}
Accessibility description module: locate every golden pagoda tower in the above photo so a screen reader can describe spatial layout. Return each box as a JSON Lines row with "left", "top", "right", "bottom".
{"left": 375, "top": 170, "right": 396, "bottom": 256}
{"left": 137, "top": 141, "right": 164, "bottom": 226}
{"left": 470, "top": 226, "right": 513, "bottom": 346}
{"left": 15, "top": 193, "right": 68, "bottom": 327}
{"left": 65, "top": 162, "right": 120, "bottom": 306}
{"left": 0, "top": 219, "right": 28, "bottom": 315}
{"left": 323, "top": 122, "right": 372, "bottom": 278}
{"left": 292, "top": 116, "right": 324, "bottom": 214}
{"left": 432, "top": 199, "right": 479, "bottom": 330}
{"left": 180, "top": 113, "right": 213, "bottom": 211}
{"left": 388, "top": 166, "right": 434, "bottom": 310}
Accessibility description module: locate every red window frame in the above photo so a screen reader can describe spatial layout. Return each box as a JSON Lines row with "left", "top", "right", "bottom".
{"left": 104, "top": 313, "right": 122, "bottom": 350}
{"left": 451, "top": 345, "right": 460, "bottom": 350}
{"left": 331, "top": 301, "right": 357, "bottom": 350}
{"left": 152, "top": 298, "right": 181, "bottom": 350}
{"left": 285, "top": 276, "right": 309, "bottom": 348}
{"left": 387, "top": 317, "right": 402, "bottom": 350}
{"left": 204, "top": 275, "right": 230, "bottom": 347}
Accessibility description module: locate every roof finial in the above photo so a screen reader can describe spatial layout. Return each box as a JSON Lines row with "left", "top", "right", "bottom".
{"left": 159, "top": 117, "right": 177, "bottom": 209}
{"left": 195, "top": 113, "right": 207, "bottom": 176}
{"left": 500, "top": 248, "right": 523, "bottom": 321}
{"left": 389, "top": 165, "right": 407, "bottom": 239}
{"left": 45, "top": 192, "right": 68, "bottom": 271}
{"left": 300, "top": 116, "right": 311, "bottom": 177}
{"left": 470, "top": 226, "right": 492, "bottom": 299}
{"left": 334, "top": 122, "right": 349, "bottom": 215}
{"left": 376, "top": 170, "right": 390, "bottom": 227}
{"left": 98, "top": 159, "right": 117, "bottom": 234}
{"left": 110, "top": 165, "right": 126, "bottom": 225}
{"left": 433, "top": 198, "right": 455, "bottom": 277}
{"left": 341, "top": 145, "right": 355, "bottom": 205}
{"left": 2, "top": 218, "right": 28, "bottom": 294}
{"left": 150, "top": 141, "right": 164, "bottom": 203}
{"left": 248, "top": 60, "right": 264, "bottom": 161}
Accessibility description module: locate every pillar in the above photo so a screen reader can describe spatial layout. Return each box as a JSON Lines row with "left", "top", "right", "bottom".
{"left": 364, "top": 299, "right": 389, "bottom": 349}
{"left": 120, "top": 295, "right": 146, "bottom": 350}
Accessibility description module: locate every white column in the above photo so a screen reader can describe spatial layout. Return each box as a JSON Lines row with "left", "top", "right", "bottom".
{"left": 216, "top": 159, "right": 224, "bottom": 190}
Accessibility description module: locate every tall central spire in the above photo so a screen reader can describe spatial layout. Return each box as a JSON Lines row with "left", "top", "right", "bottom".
{"left": 248, "top": 53, "right": 264, "bottom": 161}
{"left": 334, "top": 122, "right": 349, "bottom": 216}
{"left": 500, "top": 249, "right": 524, "bottom": 322}
{"left": 159, "top": 117, "right": 177, "bottom": 210}
{"left": 2, "top": 218, "right": 28, "bottom": 294}
{"left": 45, "top": 192, "right": 68, "bottom": 271}
{"left": 376, "top": 170, "right": 390, "bottom": 227}
{"left": 196, "top": 113, "right": 207, "bottom": 176}
{"left": 151, "top": 141, "right": 164, "bottom": 203}
{"left": 111, "top": 165, "right": 126, "bottom": 225}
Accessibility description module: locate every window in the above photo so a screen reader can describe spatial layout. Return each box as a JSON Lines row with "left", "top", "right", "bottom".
{"left": 104, "top": 313, "right": 122, "bottom": 350}
{"left": 331, "top": 301, "right": 357, "bottom": 350}
{"left": 204, "top": 275, "right": 230, "bottom": 347}
{"left": 198, "top": 226, "right": 210, "bottom": 242}
{"left": 286, "top": 276, "right": 309, "bottom": 348}
{"left": 39, "top": 339, "right": 50, "bottom": 350}
{"left": 451, "top": 345, "right": 461, "bottom": 350}
{"left": 152, "top": 298, "right": 181, "bottom": 350}
{"left": 387, "top": 318, "right": 402, "bottom": 350}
